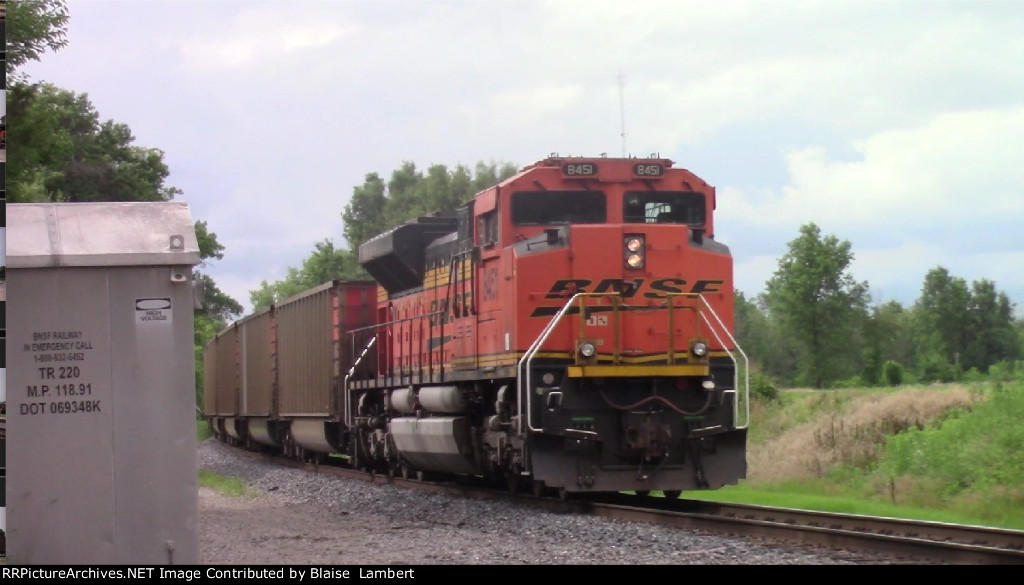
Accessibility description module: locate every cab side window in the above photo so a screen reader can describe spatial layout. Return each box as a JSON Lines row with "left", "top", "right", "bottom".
{"left": 477, "top": 211, "right": 498, "bottom": 247}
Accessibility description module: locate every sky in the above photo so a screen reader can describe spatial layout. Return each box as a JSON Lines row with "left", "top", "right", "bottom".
{"left": 13, "top": 0, "right": 1024, "bottom": 318}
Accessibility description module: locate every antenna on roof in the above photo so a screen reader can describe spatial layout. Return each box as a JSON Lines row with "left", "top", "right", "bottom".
{"left": 618, "top": 71, "right": 627, "bottom": 157}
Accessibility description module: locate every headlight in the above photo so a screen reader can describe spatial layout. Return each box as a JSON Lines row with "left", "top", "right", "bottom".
{"left": 623, "top": 235, "right": 645, "bottom": 270}
{"left": 578, "top": 341, "right": 597, "bottom": 358}
{"left": 691, "top": 340, "right": 708, "bottom": 357}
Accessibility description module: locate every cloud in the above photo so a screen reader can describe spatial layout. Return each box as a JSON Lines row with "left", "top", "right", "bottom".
{"left": 718, "top": 105, "right": 1024, "bottom": 306}
{"left": 723, "top": 105, "right": 1024, "bottom": 229}
{"left": 178, "top": 7, "right": 350, "bottom": 72}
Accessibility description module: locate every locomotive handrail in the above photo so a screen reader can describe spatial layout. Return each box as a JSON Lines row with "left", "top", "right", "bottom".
{"left": 343, "top": 335, "right": 376, "bottom": 428}
{"left": 344, "top": 308, "right": 447, "bottom": 427}
{"left": 685, "top": 294, "right": 751, "bottom": 430}
{"left": 346, "top": 309, "right": 446, "bottom": 381}
{"left": 517, "top": 292, "right": 589, "bottom": 434}
{"left": 516, "top": 292, "right": 750, "bottom": 433}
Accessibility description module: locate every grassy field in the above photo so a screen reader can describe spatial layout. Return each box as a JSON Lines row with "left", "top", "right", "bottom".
{"left": 684, "top": 380, "right": 1024, "bottom": 530}
{"left": 196, "top": 380, "right": 1024, "bottom": 531}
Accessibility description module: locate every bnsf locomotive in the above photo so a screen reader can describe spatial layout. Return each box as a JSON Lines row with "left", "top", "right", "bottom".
{"left": 204, "top": 155, "right": 749, "bottom": 498}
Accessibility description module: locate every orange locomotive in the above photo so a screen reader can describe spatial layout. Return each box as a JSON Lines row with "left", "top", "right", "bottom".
{"left": 346, "top": 154, "right": 749, "bottom": 497}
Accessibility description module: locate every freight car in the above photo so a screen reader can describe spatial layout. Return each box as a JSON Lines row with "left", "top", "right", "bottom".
{"left": 204, "top": 154, "right": 749, "bottom": 499}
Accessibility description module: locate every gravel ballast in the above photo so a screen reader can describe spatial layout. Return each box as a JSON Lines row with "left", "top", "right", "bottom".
{"left": 197, "top": 438, "right": 920, "bottom": 565}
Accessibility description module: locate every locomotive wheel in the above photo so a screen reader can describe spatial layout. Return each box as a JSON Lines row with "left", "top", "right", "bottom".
{"left": 506, "top": 472, "right": 521, "bottom": 495}
{"left": 531, "top": 480, "right": 546, "bottom": 497}
{"left": 558, "top": 487, "right": 569, "bottom": 501}
{"left": 400, "top": 464, "right": 412, "bottom": 480}
{"left": 348, "top": 442, "right": 362, "bottom": 471}
{"left": 663, "top": 490, "right": 682, "bottom": 500}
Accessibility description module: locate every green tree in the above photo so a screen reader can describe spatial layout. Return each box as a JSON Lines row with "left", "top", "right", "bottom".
{"left": 7, "top": 83, "right": 181, "bottom": 203}
{"left": 341, "top": 173, "right": 388, "bottom": 252}
{"left": 862, "top": 300, "right": 916, "bottom": 385}
{"left": 192, "top": 221, "right": 243, "bottom": 412}
{"left": 261, "top": 160, "right": 519, "bottom": 312}
{"left": 913, "top": 267, "right": 970, "bottom": 374}
{"left": 763, "top": 223, "right": 870, "bottom": 388}
{"left": 860, "top": 321, "right": 884, "bottom": 386}
{"left": 382, "top": 161, "right": 423, "bottom": 227}
{"left": 734, "top": 289, "right": 797, "bottom": 383}
{"left": 194, "top": 220, "right": 243, "bottom": 322}
{"left": 471, "top": 160, "right": 520, "bottom": 192}
{"left": 1017, "top": 318, "right": 1024, "bottom": 359}
{"left": 449, "top": 164, "right": 475, "bottom": 205}
{"left": 961, "top": 279, "right": 1020, "bottom": 373}
{"left": 6, "top": 81, "right": 76, "bottom": 201}
{"left": 6, "top": 0, "right": 70, "bottom": 81}
{"left": 341, "top": 160, "right": 518, "bottom": 253}
{"left": 417, "top": 163, "right": 457, "bottom": 215}
{"left": 249, "top": 240, "right": 365, "bottom": 312}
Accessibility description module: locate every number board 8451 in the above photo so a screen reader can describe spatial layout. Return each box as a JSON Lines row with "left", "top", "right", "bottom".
{"left": 633, "top": 163, "right": 664, "bottom": 177}
{"left": 561, "top": 163, "right": 598, "bottom": 177}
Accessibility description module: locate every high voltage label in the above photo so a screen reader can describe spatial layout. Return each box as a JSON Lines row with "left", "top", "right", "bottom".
{"left": 136, "top": 297, "right": 173, "bottom": 324}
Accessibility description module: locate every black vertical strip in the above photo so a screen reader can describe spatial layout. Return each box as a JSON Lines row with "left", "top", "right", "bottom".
{"left": 1, "top": 1, "right": 7, "bottom": 546}
{"left": 1, "top": 1, "right": 6, "bottom": 557}
{"left": 0, "top": 12, "right": 5, "bottom": 88}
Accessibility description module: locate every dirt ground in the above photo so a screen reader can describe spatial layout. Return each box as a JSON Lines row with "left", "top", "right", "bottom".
{"left": 199, "top": 487, "right": 382, "bottom": 565}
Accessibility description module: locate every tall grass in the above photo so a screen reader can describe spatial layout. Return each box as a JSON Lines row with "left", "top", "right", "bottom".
{"left": 689, "top": 380, "right": 1024, "bottom": 530}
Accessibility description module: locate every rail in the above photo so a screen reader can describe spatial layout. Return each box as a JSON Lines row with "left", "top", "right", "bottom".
{"left": 516, "top": 292, "right": 749, "bottom": 434}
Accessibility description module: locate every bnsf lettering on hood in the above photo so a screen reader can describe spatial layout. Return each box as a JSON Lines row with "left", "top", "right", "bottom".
{"left": 543, "top": 278, "right": 725, "bottom": 299}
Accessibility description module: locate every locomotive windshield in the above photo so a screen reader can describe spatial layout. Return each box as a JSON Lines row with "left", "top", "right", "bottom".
{"left": 511, "top": 190, "right": 606, "bottom": 225}
{"left": 623, "top": 191, "right": 706, "bottom": 225}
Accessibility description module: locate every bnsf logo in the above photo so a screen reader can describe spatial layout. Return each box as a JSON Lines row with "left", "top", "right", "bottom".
{"left": 544, "top": 278, "right": 725, "bottom": 299}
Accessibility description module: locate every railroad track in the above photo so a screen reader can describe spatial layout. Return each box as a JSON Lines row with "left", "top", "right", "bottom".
{"left": 234, "top": 445, "right": 1024, "bottom": 565}
{"left": 590, "top": 494, "right": 1024, "bottom": 565}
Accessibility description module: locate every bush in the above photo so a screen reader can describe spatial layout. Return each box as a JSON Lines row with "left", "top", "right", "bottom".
{"left": 919, "top": 356, "right": 959, "bottom": 383}
{"left": 862, "top": 349, "right": 883, "bottom": 386}
{"left": 883, "top": 360, "right": 904, "bottom": 386}
{"left": 988, "top": 360, "right": 1022, "bottom": 382}
{"left": 752, "top": 372, "right": 779, "bottom": 401}
{"left": 962, "top": 367, "right": 986, "bottom": 383}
